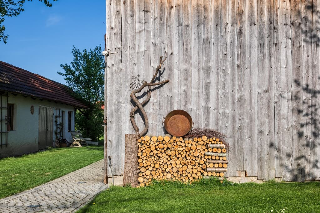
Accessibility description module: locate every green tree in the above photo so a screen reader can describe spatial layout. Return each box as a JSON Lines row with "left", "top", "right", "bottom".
{"left": 0, "top": 0, "right": 57, "bottom": 43}
{"left": 59, "top": 46, "right": 104, "bottom": 141}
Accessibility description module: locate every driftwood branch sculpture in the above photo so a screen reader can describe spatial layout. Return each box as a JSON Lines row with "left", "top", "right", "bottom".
{"left": 130, "top": 55, "right": 169, "bottom": 137}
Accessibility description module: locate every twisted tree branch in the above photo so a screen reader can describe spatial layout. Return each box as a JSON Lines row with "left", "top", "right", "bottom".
{"left": 130, "top": 55, "right": 169, "bottom": 137}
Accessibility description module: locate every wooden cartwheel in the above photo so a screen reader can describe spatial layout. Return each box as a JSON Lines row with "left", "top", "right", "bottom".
{"left": 164, "top": 110, "right": 192, "bottom": 137}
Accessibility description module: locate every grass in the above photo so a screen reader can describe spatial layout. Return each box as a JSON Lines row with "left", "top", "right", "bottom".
{"left": 78, "top": 178, "right": 320, "bottom": 213}
{"left": 0, "top": 146, "right": 103, "bottom": 199}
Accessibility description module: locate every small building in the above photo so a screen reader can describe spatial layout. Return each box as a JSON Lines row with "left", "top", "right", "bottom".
{"left": 0, "top": 61, "right": 86, "bottom": 158}
{"left": 105, "top": 0, "right": 320, "bottom": 182}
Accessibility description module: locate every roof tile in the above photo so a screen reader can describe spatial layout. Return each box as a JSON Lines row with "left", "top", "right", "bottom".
{"left": 0, "top": 61, "right": 87, "bottom": 108}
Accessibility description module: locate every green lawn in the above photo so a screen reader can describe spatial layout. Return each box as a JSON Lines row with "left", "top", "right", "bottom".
{"left": 0, "top": 146, "right": 103, "bottom": 199}
{"left": 78, "top": 179, "right": 320, "bottom": 213}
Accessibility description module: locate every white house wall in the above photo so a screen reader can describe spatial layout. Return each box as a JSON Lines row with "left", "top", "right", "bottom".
{"left": 0, "top": 93, "right": 75, "bottom": 158}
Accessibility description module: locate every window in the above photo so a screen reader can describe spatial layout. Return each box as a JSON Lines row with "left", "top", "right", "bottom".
{"left": 7, "top": 104, "right": 14, "bottom": 131}
{"left": 68, "top": 111, "right": 72, "bottom": 132}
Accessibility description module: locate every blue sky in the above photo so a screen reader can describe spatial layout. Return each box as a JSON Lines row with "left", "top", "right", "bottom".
{"left": 0, "top": 0, "right": 106, "bottom": 84}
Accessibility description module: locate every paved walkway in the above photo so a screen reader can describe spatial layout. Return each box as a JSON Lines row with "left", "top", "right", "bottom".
{"left": 0, "top": 159, "right": 108, "bottom": 213}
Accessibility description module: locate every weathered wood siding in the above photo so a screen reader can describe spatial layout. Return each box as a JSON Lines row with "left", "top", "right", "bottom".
{"left": 106, "top": 0, "right": 320, "bottom": 181}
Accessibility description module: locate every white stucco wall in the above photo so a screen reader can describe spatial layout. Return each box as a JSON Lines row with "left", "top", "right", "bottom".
{"left": 0, "top": 93, "right": 76, "bottom": 158}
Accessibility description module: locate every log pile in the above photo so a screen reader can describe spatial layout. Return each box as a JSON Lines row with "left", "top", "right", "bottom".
{"left": 137, "top": 135, "right": 228, "bottom": 187}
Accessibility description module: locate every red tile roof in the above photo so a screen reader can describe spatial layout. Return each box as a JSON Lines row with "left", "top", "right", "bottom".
{"left": 0, "top": 61, "right": 87, "bottom": 108}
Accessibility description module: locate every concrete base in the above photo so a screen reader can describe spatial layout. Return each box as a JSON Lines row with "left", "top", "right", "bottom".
{"left": 227, "top": 171, "right": 282, "bottom": 183}
{"left": 105, "top": 172, "right": 284, "bottom": 187}
{"left": 107, "top": 176, "right": 124, "bottom": 186}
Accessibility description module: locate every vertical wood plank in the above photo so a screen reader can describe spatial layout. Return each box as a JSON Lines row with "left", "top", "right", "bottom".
{"left": 275, "top": 0, "right": 293, "bottom": 181}
{"left": 114, "top": 0, "right": 124, "bottom": 175}
{"left": 301, "top": 0, "right": 313, "bottom": 180}
{"left": 297, "top": 0, "right": 307, "bottom": 181}
{"left": 157, "top": 0, "right": 168, "bottom": 135}
{"left": 175, "top": 0, "right": 183, "bottom": 111}
{"left": 201, "top": 0, "right": 211, "bottom": 128}
{"left": 219, "top": 0, "right": 229, "bottom": 137}
{"left": 105, "top": 0, "right": 124, "bottom": 175}
{"left": 207, "top": 0, "right": 215, "bottom": 130}
{"left": 148, "top": 0, "right": 157, "bottom": 134}
{"left": 210, "top": 0, "right": 220, "bottom": 129}
{"left": 135, "top": 0, "right": 147, "bottom": 133}
{"left": 106, "top": 0, "right": 116, "bottom": 175}
{"left": 172, "top": 0, "right": 180, "bottom": 112}
{"left": 283, "top": 0, "right": 293, "bottom": 180}
{"left": 191, "top": 0, "right": 199, "bottom": 126}
{"left": 182, "top": 0, "right": 193, "bottom": 116}
{"left": 143, "top": 0, "right": 152, "bottom": 134}
{"left": 267, "top": 0, "right": 276, "bottom": 180}
{"left": 310, "top": 0, "right": 320, "bottom": 180}
{"left": 291, "top": 0, "right": 304, "bottom": 181}
{"left": 122, "top": 0, "right": 130, "bottom": 138}
{"left": 236, "top": 0, "right": 246, "bottom": 173}
{"left": 152, "top": 0, "right": 161, "bottom": 134}
{"left": 104, "top": 3, "right": 108, "bottom": 182}
{"left": 266, "top": 0, "right": 275, "bottom": 181}
{"left": 274, "top": 0, "right": 282, "bottom": 179}
{"left": 128, "top": 0, "right": 138, "bottom": 134}
{"left": 244, "top": 0, "right": 257, "bottom": 176}
{"left": 226, "top": 0, "right": 237, "bottom": 177}
{"left": 198, "top": 0, "right": 204, "bottom": 128}
{"left": 298, "top": 0, "right": 309, "bottom": 181}
{"left": 165, "top": 0, "right": 174, "bottom": 118}
{"left": 251, "top": 0, "right": 259, "bottom": 178}
{"left": 257, "top": 0, "right": 267, "bottom": 180}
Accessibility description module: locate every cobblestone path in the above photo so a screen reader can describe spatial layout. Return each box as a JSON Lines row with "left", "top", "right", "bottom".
{"left": 0, "top": 159, "right": 107, "bottom": 213}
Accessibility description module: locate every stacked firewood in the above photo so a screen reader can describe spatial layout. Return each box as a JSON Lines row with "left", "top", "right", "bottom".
{"left": 137, "top": 135, "right": 228, "bottom": 187}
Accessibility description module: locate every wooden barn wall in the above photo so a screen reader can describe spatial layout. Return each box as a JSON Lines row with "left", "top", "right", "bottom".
{"left": 105, "top": 0, "right": 320, "bottom": 181}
